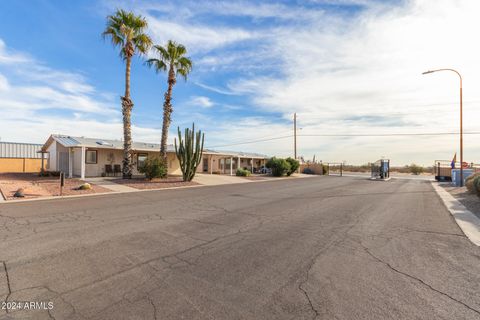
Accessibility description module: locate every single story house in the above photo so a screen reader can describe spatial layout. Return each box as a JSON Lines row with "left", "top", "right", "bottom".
{"left": 41, "top": 134, "right": 268, "bottom": 178}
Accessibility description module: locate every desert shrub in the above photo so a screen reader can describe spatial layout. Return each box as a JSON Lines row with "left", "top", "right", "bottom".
{"left": 322, "top": 164, "right": 329, "bottom": 175}
{"left": 285, "top": 157, "right": 300, "bottom": 176}
{"left": 473, "top": 176, "right": 480, "bottom": 196}
{"left": 409, "top": 164, "right": 424, "bottom": 175}
{"left": 138, "top": 157, "right": 167, "bottom": 180}
{"left": 266, "top": 157, "right": 291, "bottom": 177}
{"left": 303, "top": 168, "right": 314, "bottom": 175}
{"left": 236, "top": 168, "right": 251, "bottom": 177}
{"left": 465, "top": 173, "right": 480, "bottom": 193}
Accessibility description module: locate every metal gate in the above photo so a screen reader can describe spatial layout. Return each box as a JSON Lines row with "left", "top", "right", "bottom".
{"left": 327, "top": 163, "right": 343, "bottom": 176}
{"left": 371, "top": 159, "right": 390, "bottom": 180}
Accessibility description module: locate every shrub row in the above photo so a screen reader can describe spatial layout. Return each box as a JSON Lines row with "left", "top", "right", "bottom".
{"left": 266, "top": 157, "right": 300, "bottom": 177}
{"left": 236, "top": 168, "right": 251, "bottom": 177}
{"left": 466, "top": 173, "right": 480, "bottom": 196}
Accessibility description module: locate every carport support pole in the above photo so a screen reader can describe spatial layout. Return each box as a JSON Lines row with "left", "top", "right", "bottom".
{"left": 81, "top": 146, "right": 86, "bottom": 180}
{"left": 68, "top": 148, "right": 73, "bottom": 178}
{"left": 251, "top": 158, "right": 254, "bottom": 174}
{"left": 230, "top": 157, "right": 233, "bottom": 176}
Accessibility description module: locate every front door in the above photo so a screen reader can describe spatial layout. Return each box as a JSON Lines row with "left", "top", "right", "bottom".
{"left": 58, "top": 152, "right": 69, "bottom": 174}
{"left": 203, "top": 158, "right": 208, "bottom": 172}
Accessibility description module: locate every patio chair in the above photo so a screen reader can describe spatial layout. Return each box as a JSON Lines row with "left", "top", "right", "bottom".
{"left": 105, "top": 165, "right": 113, "bottom": 177}
{"left": 113, "top": 164, "right": 121, "bottom": 177}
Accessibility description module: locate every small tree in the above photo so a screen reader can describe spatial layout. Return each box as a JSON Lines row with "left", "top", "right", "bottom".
{"left": 175, "top": 123, "right": 204, "bottom": 181}
{"left": 266, "top": 157, "right": 291, "bottom": 177}
{"left": 285, "top": 157, "right": 300, "bottom": 176}
{"left": 138, "top": 157, "right": 167, "bottom": 180}
{"left": 409, "top": 163, "right": 424, "bottom": 175}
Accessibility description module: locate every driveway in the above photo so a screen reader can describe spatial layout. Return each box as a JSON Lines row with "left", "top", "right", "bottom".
{"left": 193, "top": 173, "right": 251, "bottom": 185}
{"left": 0, "top": 176, "right": 479, "bottom": 319}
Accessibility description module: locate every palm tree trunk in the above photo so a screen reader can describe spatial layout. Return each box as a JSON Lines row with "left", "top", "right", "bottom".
{"left": 122, "top": 53, "right": 134, "bottom": 179}
{"left": 160, "top": 65, "right": 176, "bottom": 163}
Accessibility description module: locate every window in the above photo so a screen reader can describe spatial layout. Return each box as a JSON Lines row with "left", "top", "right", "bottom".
{"left": 86, "top": 150, "right": 97, "bottom": 164}
{"left": 137, "top": 153, "right": 148, "bottom": 169}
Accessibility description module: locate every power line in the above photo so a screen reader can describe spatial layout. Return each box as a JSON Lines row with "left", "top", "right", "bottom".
{"left": 205, "top": 131, "right": 480, "bottom": 149}
{"left": 299, "top": 131, "right": 480, "bottom": 137}
{"left": 206, "top": 134, "right": 293, "bottom": 148}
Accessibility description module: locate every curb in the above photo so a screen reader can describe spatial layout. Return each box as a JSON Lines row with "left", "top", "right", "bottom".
{"left": 431, "top": 182, "right": 480, "bottom": 246}
{"left": 0, "top": 175, "right": 316, "bottom": 205}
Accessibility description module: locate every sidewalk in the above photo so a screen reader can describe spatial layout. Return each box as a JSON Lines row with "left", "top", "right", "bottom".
{"left": 193, "top": 174, "right": 251, "bottom": 186}
{"left": 432, "top": 182, "right": 480, "bottom": 246}
{"left": 84, "top": 177, "right": 139, "bottom": 192}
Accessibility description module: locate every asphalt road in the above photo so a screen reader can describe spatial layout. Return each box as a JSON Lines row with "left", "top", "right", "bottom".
{"left": 0, "top": 176, "right": 479, "bottom": 320}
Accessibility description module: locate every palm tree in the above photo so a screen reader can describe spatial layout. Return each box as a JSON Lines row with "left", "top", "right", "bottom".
{"left": 102, "top": 9, "right": 152, "bottom": 178}
{"left": 146, "top": 41, "right": 193, "bottom": 163}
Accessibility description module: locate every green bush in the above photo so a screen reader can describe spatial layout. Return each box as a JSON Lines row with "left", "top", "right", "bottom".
{"left": 285, "top": 157, "right": 300, "bottom": 176}
{"left": 409, "top": 163, "right": 424, "bottom": 175}
{"left": 236, "top": 168, "right": 251, "bottom": 177}
{"left": 473, "top": 176, "right": 480, "bottom": 196}
{"left": 266, "top": 157, "right": 291, "bottom": 177}
{"left": 465, "top": 173, "right": 480, "bottom": 193}
{"left": 322, "top": 164, "right": 329, "bottom": 175}
{"left": 138, "top": 157, "right": 167, "bottom": 180}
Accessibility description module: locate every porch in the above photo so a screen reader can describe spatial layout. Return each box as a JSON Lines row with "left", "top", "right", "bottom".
{"left": 200, "top": 153, "right": 267, "bottom": 176}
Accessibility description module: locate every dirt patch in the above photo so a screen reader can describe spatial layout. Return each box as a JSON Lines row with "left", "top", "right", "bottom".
{"left": 0, "top": 173, "right": 111, "bottom": 200}
{"left": 441, "top": 184, "right": 480, "bottom": 220}
{"left": 114, "top": 176, "right": 199, "bottom": 190}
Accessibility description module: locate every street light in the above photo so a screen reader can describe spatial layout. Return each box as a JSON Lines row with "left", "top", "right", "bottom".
{"left": 422, "top": 68, "right": 463, "bottom": 186}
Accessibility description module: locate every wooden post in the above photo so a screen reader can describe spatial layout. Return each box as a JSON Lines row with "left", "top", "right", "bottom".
{"left": 60, "top": 172, "right": 65, "bottom": 196}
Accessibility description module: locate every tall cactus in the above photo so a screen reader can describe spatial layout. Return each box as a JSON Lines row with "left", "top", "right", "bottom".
{"left": 175, "top": 123, "right": 205, "bottom": 181}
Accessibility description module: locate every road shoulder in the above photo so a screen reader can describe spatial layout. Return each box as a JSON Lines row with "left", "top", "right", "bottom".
{"left": 432, "top": 182, "right": 480, "bottom": 246}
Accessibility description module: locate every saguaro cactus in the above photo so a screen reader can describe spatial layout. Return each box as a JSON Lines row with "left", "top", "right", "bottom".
{"left": 175, "top": 123, "right": 205, "bottom": 181}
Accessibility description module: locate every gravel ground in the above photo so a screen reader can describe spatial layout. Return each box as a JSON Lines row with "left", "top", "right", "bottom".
{"left": 0, "top": 173, "right": 111, "bottom": 200}
{"left": 440, "top": 183, "right": 480, "bottom": 219}
{"left": 114, "top": 176, "right": 199, "bottom": 189}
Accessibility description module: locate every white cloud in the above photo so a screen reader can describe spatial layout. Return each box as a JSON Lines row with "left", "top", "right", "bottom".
{"left": 0, "top": 39, "right": 159, "bottom": 144}
{"left": 147, "top": 19, "right": 255, "bottom": 53}
{"left": 218, "top": 0, "right": 480, "bottom": 164}
{"left": 0, "top": 73, "right": 8, "bottom": 91}
{"left": 189, "top": 96, "right": 214, "bottom": 108}
{"left": 0, "top": 39, "right": 30, "bottom": 65}
{"left": 194, "top": 82, "right": 239, "bottom": 95}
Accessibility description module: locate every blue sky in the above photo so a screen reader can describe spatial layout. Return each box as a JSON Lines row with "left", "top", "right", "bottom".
{"left": 1, "top": 0, "right": 479, "bottom": 165}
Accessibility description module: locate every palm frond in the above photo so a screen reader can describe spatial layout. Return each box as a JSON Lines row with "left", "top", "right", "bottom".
{"left": 148, "top": 40, "right": 192, "bottom": 80}
{"left": 146, "top": 58, "right": 167, "bottom": 73}
{"left": 102, "top": 9, "right": 151, "bottom": 58}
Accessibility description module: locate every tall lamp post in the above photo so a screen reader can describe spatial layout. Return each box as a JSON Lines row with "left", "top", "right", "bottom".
{"left": 422, "top": 68, "right": 463, "bottom": 186}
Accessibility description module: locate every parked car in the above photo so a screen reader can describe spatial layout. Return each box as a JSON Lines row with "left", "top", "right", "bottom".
{"left": 258, "top": 166, "right": 271, "bottom": 174}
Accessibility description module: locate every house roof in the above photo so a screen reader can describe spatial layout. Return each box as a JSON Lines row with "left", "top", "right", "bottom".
{"left": 43, "top": 134, "right": 175, "bottom": 152}
{"left": 42, "top": 134, "right": 268, "bottom": 159}
{"left": 0, "top": 142, "right": 45, "bottom": 159}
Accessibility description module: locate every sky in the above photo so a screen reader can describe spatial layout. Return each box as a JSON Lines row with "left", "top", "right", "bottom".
{"left": 1, "top": 0, "right": 480, "bottom": 166}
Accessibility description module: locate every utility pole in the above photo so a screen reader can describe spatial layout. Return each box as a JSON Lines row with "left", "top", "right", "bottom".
{"left": 294, "top": 113, "right": 297, "bottom": 160}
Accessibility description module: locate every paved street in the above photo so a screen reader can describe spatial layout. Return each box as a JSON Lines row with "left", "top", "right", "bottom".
{"left": 0, "top": 176, "right": 479, "bottom": 319}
